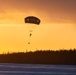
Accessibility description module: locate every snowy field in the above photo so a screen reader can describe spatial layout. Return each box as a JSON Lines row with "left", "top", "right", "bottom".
{"left": 0, "top": 63, "right": 76, "bottom": 75}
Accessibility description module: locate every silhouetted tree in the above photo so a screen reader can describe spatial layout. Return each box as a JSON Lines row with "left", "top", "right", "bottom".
{"left": 0, "top": 49, "right": 76, "bottom": 65}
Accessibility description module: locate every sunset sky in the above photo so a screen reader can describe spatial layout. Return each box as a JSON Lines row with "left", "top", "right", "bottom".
{"left": 0, "top": 0, "right": 76, "bottom": 53}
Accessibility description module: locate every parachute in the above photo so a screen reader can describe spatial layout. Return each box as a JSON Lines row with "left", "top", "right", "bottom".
{"left": 24, "top": 16, "right": 41, "bottom": 25}
{"left": 24, "top": 16, "right": 41, "bottom": 45}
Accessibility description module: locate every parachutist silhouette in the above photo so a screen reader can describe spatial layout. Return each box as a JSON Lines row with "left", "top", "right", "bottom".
{"left": 29, "top": 33, "right": 32, "bottom": 37}
{"left": 28, "top": 42, "right": 30, "bottom": 44}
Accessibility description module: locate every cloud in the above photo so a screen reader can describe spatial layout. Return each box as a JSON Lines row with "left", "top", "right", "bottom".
{"left": 0, "top": 0, "right": 76, "bottom": 24}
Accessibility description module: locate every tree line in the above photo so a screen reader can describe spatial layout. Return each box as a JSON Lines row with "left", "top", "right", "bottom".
{"left": 0, "top": 49, "right": 76, "bottom": 65}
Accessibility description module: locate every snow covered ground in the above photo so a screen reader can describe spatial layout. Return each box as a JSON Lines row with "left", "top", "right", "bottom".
{"left": 0, "top": 63, "right": 76, "bottom": 75}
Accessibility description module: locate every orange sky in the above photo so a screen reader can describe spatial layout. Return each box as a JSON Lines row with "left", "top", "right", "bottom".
{"left": 0, "top": 0, "right": 76, "bottom": 53}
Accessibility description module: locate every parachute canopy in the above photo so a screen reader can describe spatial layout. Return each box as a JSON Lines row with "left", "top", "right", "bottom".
{"left": 24, "top": 16, "right": 41, "bottom": 25}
